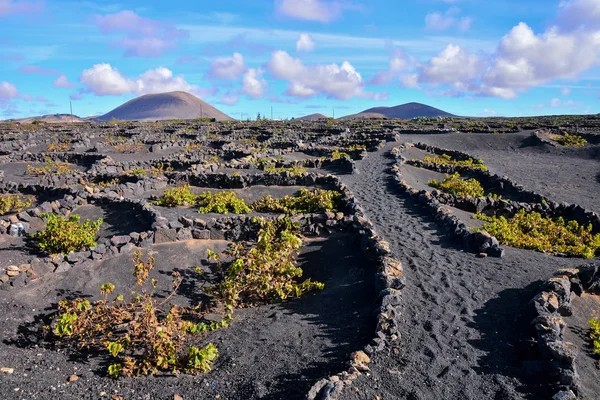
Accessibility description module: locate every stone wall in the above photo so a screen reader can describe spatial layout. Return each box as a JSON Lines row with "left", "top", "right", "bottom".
{"left": 530, "top": 264, "right": 600, "bottom": 400}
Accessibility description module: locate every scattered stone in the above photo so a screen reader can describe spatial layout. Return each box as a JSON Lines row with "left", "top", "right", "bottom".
{"left": 350, "top": 350, "right": 371, "bottom": 372}
{"left": 93, "top": 243, "right": 107, "bottom": 254}
{"left": 67, "top": 251, "right": 89, "bottom": 263}
{"left": 552, "top": 390, "right": 576, "bottom": 400}
{"left": 154, "top": 226, "right": 178, "bottom": 243}
{"left": 119, "top": 243, "right": 136, "bottom": 254}
{"left": 0, "top": 367, "right": 14, "bottom": 374}
{"left": 8, "top": 222, "right": 25, "bottom": 237}
{"left": 192, "top": 229, "right": 211, "bottom": 240}
{"left": 54, "top": 262, "right": 72, "bottom": 274}
{"left": 110, "top": 235, "right": 131, "bottom": 246}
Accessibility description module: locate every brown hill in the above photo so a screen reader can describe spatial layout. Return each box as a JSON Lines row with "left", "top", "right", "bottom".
{"left": 96, "top": 91, "right": 233, "bottom": 122}
{"left": 5, "top": 114, "right": 86, "bottom": 124}
{"left": 342, "top": 102, "right": 456, "bottom": 120}
{"left": 297, "top": 113, "right": 329, "bottom": 121}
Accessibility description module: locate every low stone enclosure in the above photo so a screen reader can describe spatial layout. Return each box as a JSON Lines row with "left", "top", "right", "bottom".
{"left": 0, "top": 132, "right": 404, "bottom": 399}
{"left": 390, "top": 143, "right": 600, "bottom": 258}
{"left": 531, "top": 264, "right": 600, "bottom": 400}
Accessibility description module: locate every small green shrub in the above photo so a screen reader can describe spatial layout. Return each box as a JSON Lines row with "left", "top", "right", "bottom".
{"left": 474, "top": 209, "right": 600, "bottom": 258}
{"left": 35, "top": 213, "right": 102, "bottom": 255}
{"left": 79, "top": 177, "right": 120, "bottom": 189}
{"left": 154, "top": 185, "right": 198, "bottom": 207}
{"left": 0, "top": 194, "right": 32, "bottom": 215}
{"left": 422, "top": 153, "right": 488, "bottom": 171}
{"left": 26, "top": 158, "right": 75, "bottom": 176}
{"left": 332, "top": 151, "right": 350, "bottom": 160}
{"left": 252, "top": 189, "right": 342, "bottom": 214}
{"left": 113, "top": 141, "right": 146, "bottom": 154}
{"left": 263, "top": 165, "right": 307, "bottom": 176}
{"left": 197, "top": 191, "right": 251, "bottom": 214}
{"left": 554, "top": 133, "right": 587, "bottom": 147}
{"left": 125, "top": 168, "right": 147, "bottom": 176}
{"left": 428, "top": 172, "right": 485, "bottom": 198}
{"left": 47, "top": 142, "right": 71, "bottom": 152}
{"left": 52, "top": 251, "right": 219, "bottom": 378}
{"left": 214, "top": 218, "right": 324, "bottom": 310}
{"left": 589, "top": 318, "right": 600, "bottom": 360}
{"left": 184, "top": 344, "right": 219, "bottom": 373}
{"left": 185, "top": 143, "right": 202, "bottom": 151}
{"left": 348, "top": 144, "right": 366, "bottom": 151}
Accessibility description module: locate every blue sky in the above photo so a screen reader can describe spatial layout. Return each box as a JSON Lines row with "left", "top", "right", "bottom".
{"left": 0, "top": 0, "right": 599, "bottom": 119}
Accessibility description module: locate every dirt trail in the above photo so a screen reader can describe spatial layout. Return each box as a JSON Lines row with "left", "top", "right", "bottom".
{"left": 338, "top": 143, "right": 583, "bottom": 400}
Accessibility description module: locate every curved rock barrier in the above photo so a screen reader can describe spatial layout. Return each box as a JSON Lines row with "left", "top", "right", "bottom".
{"left": 1, "top": 165, "right": 406, "bottom": 399}
{"left": 531, "top": 264, "right": 600, "bottom": 399}
{"left": 390, "top": 146, "right": 504, "bottom": 257}
{"left": 404, "top": 143, "right": 600, "bottom": 233}
{"left": 306, "top": 185, "right": 404, "bottom": 400}
{"left": 0, "top": 190, "right": 155, "bottom": 289}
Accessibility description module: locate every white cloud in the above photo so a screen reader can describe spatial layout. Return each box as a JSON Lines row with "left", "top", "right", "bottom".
{"left": 0, "top": 81, "right": 18, "bottom": 98}
{"left": 135, "top": 67, "right": 198, "bottom": 94}
{"left": 79, "top": 63, "right": 204, "bottom": 97}
{"left": 482, "top": 22, "right": 600, "bottom": 95}
{"left": 53, "top": 74, "right": 77, "bottom": 88}
{"left": 208, "top": 52, "right": 247, "bottom": 80}
{"left": 219, "top": 91, "right": 240, "bottom": 105}
{"left": 286, "top": 83, "right": 317, "bottom": 97}
{"left": 95, "top": 10, "right": 188, "bottom": 57}
{"left": 458, "top": 17, "right": 473, "bottom": 32}
{"left": 242, "top": 68, "right": 267, "bottom": 98}
{"left": 533, "top": 97, "right": 580, "bottom": 109}
{"left": 556, "top": 0, "right": 600, "bottom": 31}
{"left": 561, "top": 87, "right": 572, "bottom": 96}
{"left": 425, "top": 8, "right": 473, "bottom": 32}
{"left": 0, "top": 81, "right": 22, "bottom": 111}
{"left": 0, "top": 0, "right": 43, "bottom": 16}
{"left": 401, "top": 74, "right": 419, "bottom": 88}
{"left": 296, "top": 33, "right": 316, "bottom": 52}
{"left": 418, "top": 44, "right": 481, "bottom": 85}
{"left": 267, "top": 50, "right": 371, "bottom": 100}
{"left": 275, "top": 0, "right": 355, "bottom": 23}
{"left": 80, "top": 64, "right": 138, "bottom": 96}
{"left": 412, "top": 0, "right": 600, "bottom": 99}
{"left": 369, "top": 47, "right": 409, "bottom": 85}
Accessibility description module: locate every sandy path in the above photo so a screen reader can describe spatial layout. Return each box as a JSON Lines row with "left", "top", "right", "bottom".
{"left": 338, "top": 142, "right": 584, "bottom": 400}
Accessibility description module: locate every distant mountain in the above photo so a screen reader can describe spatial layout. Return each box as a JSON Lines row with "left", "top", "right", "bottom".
{"left": 342, "top": 102, "right": 456, "bottom": 120}
{"left": 4, "top": 114, "right": 86, "bottom": 123}
{"left": 96, "top": 91, "right": 233, "bottom": 122}
{"left": 297, "top": 113, "right": 329, "bottom": 121}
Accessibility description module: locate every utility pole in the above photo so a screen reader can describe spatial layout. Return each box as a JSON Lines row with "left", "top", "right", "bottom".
{"left": 70, "top": 101, "right": 73, "bottom": 124}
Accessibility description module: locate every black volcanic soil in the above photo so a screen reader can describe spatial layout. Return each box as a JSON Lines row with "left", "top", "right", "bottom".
{"left": 70, "top": 202, "right": 152, "bottom": 239}
{"left": 0, "top": 234, "right": 375, "bottom": 400}
{"left": 335, "top": 139, "right": 598, "bottom": 400}
{"left": 564, "top": 293, "right": 600, "bottom": 400}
